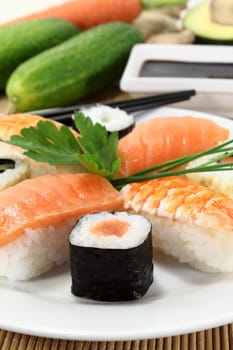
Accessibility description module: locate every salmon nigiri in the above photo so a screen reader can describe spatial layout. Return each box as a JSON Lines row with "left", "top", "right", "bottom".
{"left": 0, "top": 173, "right": 123, "bottom": 280}
{"left": 118, "top": 116, "right": 229, "bottom": 177}
{"left": 0, "top": 113, "right": 47, "bottom": 139}
{"left": 121, "top": 176, "right": 233, "bottom": 273}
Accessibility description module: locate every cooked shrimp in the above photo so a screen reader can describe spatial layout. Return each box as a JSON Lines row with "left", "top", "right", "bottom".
{"left": 121, "top": 176, "right": 233, "bottom": 272}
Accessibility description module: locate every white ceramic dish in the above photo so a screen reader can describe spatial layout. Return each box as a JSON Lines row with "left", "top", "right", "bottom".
{"left": 120, "top": 44, "right": 233, "bottom": 118}
{"left": 0, "top": 107, "right": 233, "bottom": 341}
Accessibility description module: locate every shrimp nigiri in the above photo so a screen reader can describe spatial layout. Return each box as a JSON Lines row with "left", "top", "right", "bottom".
{"left": 0, "top": 173, "right": 123, "bottom": 280}
{"left": 118, "top": 116, "right": 229, "bottom": 177}
{"left": 121, "top": 176, "right": 233, "bottom": 272}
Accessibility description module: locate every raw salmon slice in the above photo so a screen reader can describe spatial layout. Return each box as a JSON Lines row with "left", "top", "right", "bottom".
{"left": 118, "top": 116, "right": 229, "bottom": 177}
{"left": 0, "top": 114, "right": 46, "bottom": 139}
{"left": 0, "top": 113, "right": 78, "bottom": 139}
{"left": 0, "top": 173, "right": 123, "bottom": 246}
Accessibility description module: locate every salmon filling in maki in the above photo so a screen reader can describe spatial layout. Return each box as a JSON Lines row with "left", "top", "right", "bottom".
{"left": 91, "top": 219, "right": 129, "bottom": 237}
{"left": 69, "top": 211, "right": 153, "bottom": 301}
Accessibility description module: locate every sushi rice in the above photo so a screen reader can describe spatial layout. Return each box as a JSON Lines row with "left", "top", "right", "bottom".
{"left": 0, "top": 173, "right": 123, "bottom": 280}
{"left": 186, "top": 153, "right": 233, "bottom": 197}
{"left": 121, "top": 177, "right": 233, "bottom": 273}
{"left": 70, "top": 211, "right": 151, "bottom": 249}
{"left": 0, "top": 219, "right": 73, "bottom": 280}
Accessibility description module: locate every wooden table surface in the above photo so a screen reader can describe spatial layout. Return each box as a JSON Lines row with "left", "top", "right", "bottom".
{"left": 0, "top": 86, "right": 131, "bottom": 115}
{"left": 0, "top": 89, "right": 232, "bottom": 350}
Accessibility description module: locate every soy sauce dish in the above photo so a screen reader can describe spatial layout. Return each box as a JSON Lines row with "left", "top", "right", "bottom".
{"left": 120, "top": 44, "right": 233, "bottom": 117}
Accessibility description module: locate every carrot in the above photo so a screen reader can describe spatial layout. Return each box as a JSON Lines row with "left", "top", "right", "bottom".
{"left": 0, "top": 0, "right": 142, "bottom": 29}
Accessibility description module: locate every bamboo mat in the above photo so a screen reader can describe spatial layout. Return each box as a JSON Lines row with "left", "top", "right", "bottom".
{"left": 0, "top": 324, "right": 233, "bottom": 350}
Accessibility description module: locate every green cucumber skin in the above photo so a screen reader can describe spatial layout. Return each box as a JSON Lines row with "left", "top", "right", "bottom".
{"left": 142, "top": 0, "right": 186, "bottom": 8}
{"left": 6, "top": 22, "right": 144, "bottom": 112}
{"left": 0, "top": 19, "right": 80, "bottom": 90}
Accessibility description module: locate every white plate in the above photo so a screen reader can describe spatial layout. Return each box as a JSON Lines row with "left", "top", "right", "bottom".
{"left": 1, "top": 107, "right": 233, "bottom": 341}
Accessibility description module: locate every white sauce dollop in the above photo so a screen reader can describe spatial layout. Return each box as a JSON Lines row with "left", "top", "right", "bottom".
{"left": 80, "top": 104, "right": 134, "bottom": 132}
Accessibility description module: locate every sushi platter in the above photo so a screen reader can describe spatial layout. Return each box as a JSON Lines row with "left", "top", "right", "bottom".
{"left": 0, "top": 107, "right": 233, "bottom": 341}
{"left": 1, "top": 0, "right": 233, "bottom": 342}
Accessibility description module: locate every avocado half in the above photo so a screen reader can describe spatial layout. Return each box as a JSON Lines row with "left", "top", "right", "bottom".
{"left": 183, "top": 1, "right": 233, "bottom": 44}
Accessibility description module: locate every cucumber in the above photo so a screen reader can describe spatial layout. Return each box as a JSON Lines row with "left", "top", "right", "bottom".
{"left": 0, "top": 19, "right": 80, "bottom": 90}
{"left": 6, "top": 22, "right": 144, "bottom": 112}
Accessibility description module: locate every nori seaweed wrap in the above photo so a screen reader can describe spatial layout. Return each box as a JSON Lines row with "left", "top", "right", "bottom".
{"left": 69, "top": 211, "right": 153, "bottom": 302}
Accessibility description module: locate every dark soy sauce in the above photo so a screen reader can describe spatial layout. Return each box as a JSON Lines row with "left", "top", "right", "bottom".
{"left": 140, "top": 60, "right": 233, "bottom": 79}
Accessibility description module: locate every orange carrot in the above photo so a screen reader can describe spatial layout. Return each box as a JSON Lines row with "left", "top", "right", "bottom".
{"left": 0, "top": 0, "right": 142, "bottom": 29}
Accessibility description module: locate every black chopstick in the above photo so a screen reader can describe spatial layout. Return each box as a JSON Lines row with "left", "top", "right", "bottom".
{"left": 28, "top": 90, "right": 196, "bottom": 121}
{"left": 47, "top": 92, "right": 195, "bottom": 125}
{"left": 103, "top": 89, "right": 196, "bottom": 111}
{"left": 123, "top": 93, "right": 195, "bottom": 113}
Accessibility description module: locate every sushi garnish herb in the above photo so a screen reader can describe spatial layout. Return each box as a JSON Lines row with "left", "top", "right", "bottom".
{"left": 112, "top": 140, "right": 233, "bottom": 188}
{"left": 1, "top": 112, "right": 121, "bottom": 180}
{"left": 0, "top": 159, "right": 15, "bottom": 172}
{"left": 72, "top": 111, "right": 121, "bottom": 179}
{"left": 2, "top": 111, "right": 233, "bottom": 187}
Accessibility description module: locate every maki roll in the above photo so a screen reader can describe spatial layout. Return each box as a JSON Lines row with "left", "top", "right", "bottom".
{"left": 78, "top": 105, "right": 135, "bottom": 138}
{"left": 69, "top": 211, "right": 153, "bottom": 302}
{"left": 0, "top": 142, "right": 30, "bottom": 190}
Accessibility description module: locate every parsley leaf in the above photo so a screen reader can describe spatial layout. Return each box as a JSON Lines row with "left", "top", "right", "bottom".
{"left": 3, "top": 121, "right": 82, "bottom": 165}
{"left": 74, "top": 112, "right": 121, "bottom": 179}
{"left": 1, "top": 112, "right": 121, "bottom": 179}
